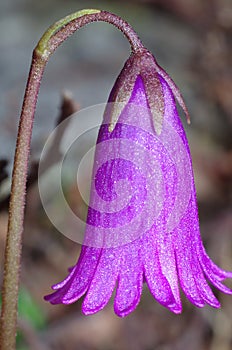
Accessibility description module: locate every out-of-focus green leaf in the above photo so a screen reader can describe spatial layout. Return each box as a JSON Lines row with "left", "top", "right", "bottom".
{"left": 18, "top": 287, "right": 46, "bottom": 329}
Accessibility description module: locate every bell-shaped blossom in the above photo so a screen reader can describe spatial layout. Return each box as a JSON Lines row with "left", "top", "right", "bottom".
{"left": 45, "top": 49, "right": 232, "bottom": 317}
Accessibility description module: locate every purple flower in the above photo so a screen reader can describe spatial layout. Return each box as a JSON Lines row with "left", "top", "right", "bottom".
{"left": 45, "top": 49, "right": 232, "bottom": 317}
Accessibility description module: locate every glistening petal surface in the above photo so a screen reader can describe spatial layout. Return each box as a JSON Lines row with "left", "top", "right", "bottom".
{"left": 45, "top": 51, "right": 232, "bottom": 316}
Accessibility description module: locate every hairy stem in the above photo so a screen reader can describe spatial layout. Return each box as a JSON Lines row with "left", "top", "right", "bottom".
{"left": 0, "top": 53, "right": 46, "bottom": 350}
{"left": 44, "top": 10, "right": 144, "bottom": 57}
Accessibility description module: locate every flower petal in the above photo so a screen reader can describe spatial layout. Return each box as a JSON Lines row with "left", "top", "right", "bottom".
{"left": 159, "top": 73, "right": 222, "bottom": 308}
{"left": 82, "top": 248, "right": 120, "bottom": 314}
{"left": 143, "top": 227, "right": 181, "bottom": 313}
{"left": 173, "top": 215, "right": 205, "bottom": 308}
{"left": 194, "top": 262, "right": 220, "bottom": 308}
{"left": 51, "top": 266, "right": 76, "bottom": 290}
{"left": 44, "top": 246, "right": 100, "bottom": 304}
{"left": 203, "top": 268, "right": 232, "bottom": 295}
{"left": 114, "top": 241, "right": 143, "bottom": 317}
{"left": 156, "top": 227, "right": 181, "bottom": 310}
{"left": 198, "top": 241, "right": 232, "bottom": 281}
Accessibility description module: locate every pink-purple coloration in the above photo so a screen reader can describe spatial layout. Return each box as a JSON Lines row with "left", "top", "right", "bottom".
{"left": 45, "top": 51, "right": 232, "bottom": 317}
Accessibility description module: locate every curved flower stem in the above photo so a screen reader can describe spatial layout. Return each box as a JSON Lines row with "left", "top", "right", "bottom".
{"left": 44, "top": 10, "right": 144, "bottom": 57}
{"left": 0, "top": 9, "right": 145, "bottom": 350}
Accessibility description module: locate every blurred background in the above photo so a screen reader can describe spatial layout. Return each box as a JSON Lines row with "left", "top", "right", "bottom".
{"left": 0, "top": 0, "right": 232, "bottom": 349}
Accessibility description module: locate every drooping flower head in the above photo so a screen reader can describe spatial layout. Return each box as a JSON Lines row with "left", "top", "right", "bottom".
{"left": 45, "top": 18, "right": 232, "bottom": 317}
